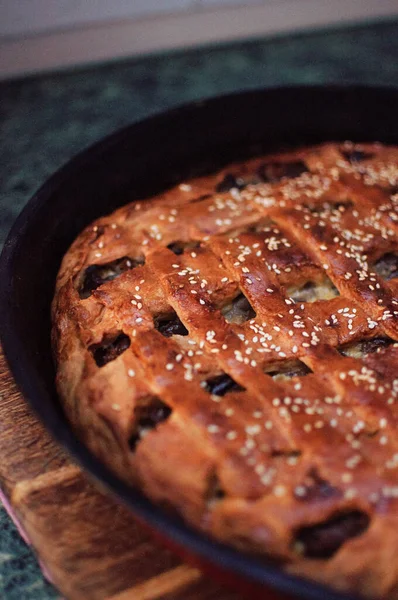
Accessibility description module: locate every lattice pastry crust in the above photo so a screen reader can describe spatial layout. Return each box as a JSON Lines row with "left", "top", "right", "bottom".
{"left": 52, "top": 142, "right": 398, "bottom": 598}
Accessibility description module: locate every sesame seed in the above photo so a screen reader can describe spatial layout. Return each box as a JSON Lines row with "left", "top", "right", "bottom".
{"left": 207, "top": 424, "right": 220, "bottom": 434}
{"left": 274, "top": 485, "right": 286, "bottom": 497}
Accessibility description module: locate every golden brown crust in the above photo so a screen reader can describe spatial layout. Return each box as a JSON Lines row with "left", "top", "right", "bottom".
{"left": 52, "top": 142, "right": 398, "bottom": 598}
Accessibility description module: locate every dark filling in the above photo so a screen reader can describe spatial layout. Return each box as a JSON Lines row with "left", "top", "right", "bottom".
{"left": 206, "top": 471, "right": 226, "bottom": 506}
{"left": 89, "top": 333, "right": 130, "bottom": 367}
{"left": 362, "top": 337, "right": 394, "bottom": 353}
{"left": 215, "top": 163, "right": 307, "bottom": 192}
{"left": 216, "top": 173, "right": 247, "bottom": 192}
{"left": 154, "top": 313, "right": 189, "bottom": 337}
{"left": 291, "top": 281, "right": 316, "bottom": 302}
{"left": 266, "top": 360, "right": 312, "bottom": 379}
{"left": 288, "top": 279, "right": 339, "bottom": 303}
{"left": 91, "top": 225, "right": 105, "bottom": 243}
{"left": 205, "top": 373, "right": 245, "bottom": 396}
{"left": 245, "top": 218, "right": 274, "bottom": 234}
{"left": 79, "top": 256, "right": 144, "bottom": 298}
{"left": 167, "top": 242, "right": 184, "bottom": 255}
{"left": 373, "top": 253, "right": 398, "bottom": 280}
{"left": 294, "top": 510, "right": 370, "bottom": 559}
{"left": 215, "top": 171, "right": 268, "bottom": 192}
{"left": 339, "top": 336, "right": 394, "bottom": 357}
{"left": 129, "top": 398, "right": 172, "bottom": 450}
{"left": 167, "top": 240, "right": 201, "bottom": 255}
{"left": 307, "top": 200, "right": 353, "bottom": 214}
{"left": 222, "top": 293, "right": 256, "bottom": 324}
{"left": 341, "top": 149, "right": 374, "bottom": 163}
{"left": 295, "top": 468, "right": 340, "bottom": 502}
{"left": 271, "top": 449, "right": 302, "bottom": 459}
{"left": 258, "top": 161, "right": 308, "bottom": 182}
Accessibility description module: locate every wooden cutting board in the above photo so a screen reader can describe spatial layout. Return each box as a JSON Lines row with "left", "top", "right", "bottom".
{"left": 0, "top": 348, "right": 242, "bottom": 600}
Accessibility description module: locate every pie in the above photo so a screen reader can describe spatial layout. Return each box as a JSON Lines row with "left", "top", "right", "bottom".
{"left": 52, "top": 141, "right": 398, "bottom": 598}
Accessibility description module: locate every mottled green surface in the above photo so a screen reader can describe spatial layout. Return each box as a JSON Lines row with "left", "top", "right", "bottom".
{"left": 0, "top": 509, "right": 58, "bottom": 599}
{"left": 0, "top": 17, "right": 398, "bottom": 599}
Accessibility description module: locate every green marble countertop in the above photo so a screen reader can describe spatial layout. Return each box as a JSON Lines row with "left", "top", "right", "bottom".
{"left": 1, "top": 17, "right": 398, "bottom": 599}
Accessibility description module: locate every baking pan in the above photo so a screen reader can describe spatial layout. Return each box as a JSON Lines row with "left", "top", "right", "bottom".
{"left": 2, "top": 85, "right": 398, "bottom": 600}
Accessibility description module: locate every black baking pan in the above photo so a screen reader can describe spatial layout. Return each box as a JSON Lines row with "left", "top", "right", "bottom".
{"left": 1, "top": 85, "right": 398, "bottom": 600}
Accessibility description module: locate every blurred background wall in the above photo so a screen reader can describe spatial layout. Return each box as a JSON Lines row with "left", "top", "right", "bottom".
{"left": 1, "top": 0, "right": 398, "bottom": 79}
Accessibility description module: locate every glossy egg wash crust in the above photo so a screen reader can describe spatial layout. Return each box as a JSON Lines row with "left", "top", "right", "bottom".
{"left": 52, "top": 142, "right": 398, "bottom": 598}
